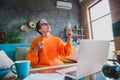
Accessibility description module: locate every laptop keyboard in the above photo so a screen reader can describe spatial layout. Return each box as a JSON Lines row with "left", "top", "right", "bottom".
{"left": 66, "top": 71, "right": 76, "bottom": 77}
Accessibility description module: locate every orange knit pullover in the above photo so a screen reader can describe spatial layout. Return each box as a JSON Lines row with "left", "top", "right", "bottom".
{"left": 26, "top": 35, "right": 73, "bottom": 68}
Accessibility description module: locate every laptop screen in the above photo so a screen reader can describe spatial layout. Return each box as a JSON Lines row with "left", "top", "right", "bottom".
{"left": 56, "top": 40, "right": 110, "bottom": 79}
{"left": 76, "top": 40, "right": 110, "bottom": 79}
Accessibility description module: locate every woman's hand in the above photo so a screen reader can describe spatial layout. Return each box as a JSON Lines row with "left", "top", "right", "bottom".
{"left": 38, "top": 41, "right": 44, "bottom": 49}
{"left": 34, "top": 41, "right": 44, "bottom": 54}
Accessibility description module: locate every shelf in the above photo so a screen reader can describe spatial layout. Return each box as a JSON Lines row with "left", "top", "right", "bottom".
{"left": 65, "top": 27, "right": 84, "bottom": 42}
{"left": 73, "top": 35, "right": 85, "bottom": 37}
{"left": 72, "top": 29, "right": 84, "bottom": 31}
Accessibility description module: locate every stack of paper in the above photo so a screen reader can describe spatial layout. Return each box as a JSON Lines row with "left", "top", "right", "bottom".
{"left": 24, "top": 73, "right": 65, "bottom": 80}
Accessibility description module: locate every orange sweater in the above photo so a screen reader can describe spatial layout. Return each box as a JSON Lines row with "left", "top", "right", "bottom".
{"left": 26, "top": 35, "right": 73, "bottom": 68}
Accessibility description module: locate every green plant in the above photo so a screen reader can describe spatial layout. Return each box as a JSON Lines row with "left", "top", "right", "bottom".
{"left": 1, "top": 30, "right": 21, "bottom": 43}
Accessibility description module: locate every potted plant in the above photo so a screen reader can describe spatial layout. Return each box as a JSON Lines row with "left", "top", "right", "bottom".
{"left": 1, "top": 30, "right": 21, "bottom": 44}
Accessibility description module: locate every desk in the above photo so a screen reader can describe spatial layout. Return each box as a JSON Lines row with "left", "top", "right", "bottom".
{"left": 3, "top": 63, "right": 97, "bottom": 80}
{"left": 3, "top": 63, "right": 76, "bottom": 80}
{"left": 30, "top": 63, "right": 77, "bottom": 73}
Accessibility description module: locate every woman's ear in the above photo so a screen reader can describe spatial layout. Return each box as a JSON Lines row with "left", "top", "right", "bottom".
{"left": 38, "top": 29, "right": 42, "bottom": 35}
{"left": 38, "top": 29, "right": 42, "bottom": 33}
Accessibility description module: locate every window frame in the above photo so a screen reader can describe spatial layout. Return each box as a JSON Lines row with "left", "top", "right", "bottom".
{"left": 88, "top": 0, "right": 115, "bottom": 60}
{"left": 88, "top": 0, "right": 113, "bottom": 41}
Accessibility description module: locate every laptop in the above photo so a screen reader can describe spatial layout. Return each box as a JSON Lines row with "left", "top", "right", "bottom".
{"left": 56, "top": 40, "right": 110, "bottom": 79}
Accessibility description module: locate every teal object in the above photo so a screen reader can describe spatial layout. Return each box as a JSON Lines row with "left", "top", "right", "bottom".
{"left": 102, "top": 62, "right": 120, "bottom": 79}
{"left": 72, "top": 42, "right": 78, "bottom": 47}
{"left": 10, "top": 60, "right": 30, "bottom": 78}
{"left": 0, "top": 44, "right": 30, "bottom": 79}
{"left": 0, "top": 44, "right": 30, "bottom": 61}
{"left": 0, "top": 69, "right": 10, "bottom": 79}
{"left": 112, "top": 21, "right": 120, "bottom": 36}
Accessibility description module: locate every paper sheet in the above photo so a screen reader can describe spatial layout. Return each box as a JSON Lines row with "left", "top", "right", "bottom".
{"left": 24, "top": 73, "right": 65, "bottom": 80}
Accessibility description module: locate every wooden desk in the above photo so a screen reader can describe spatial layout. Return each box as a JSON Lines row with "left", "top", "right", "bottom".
{"left": 3, "top": 63, "right": 97, "bottom": 80}
{"left": 3, "top": 63, "right": 77, "bottom": 80}
{"left": 30, "top": 63, "right": 77, "bottom": 73}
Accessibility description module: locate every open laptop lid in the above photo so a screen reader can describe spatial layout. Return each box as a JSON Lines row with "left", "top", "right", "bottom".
{"left": 76, "top": 40, "right": 110, "bottom": 79}
{"left": 57, "top": 40, "right": 110, "bottom": 79}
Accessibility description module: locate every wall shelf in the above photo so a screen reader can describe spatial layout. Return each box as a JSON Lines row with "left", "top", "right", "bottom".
{"left": 72, "top": 28, "right": 84, "bottom": 42}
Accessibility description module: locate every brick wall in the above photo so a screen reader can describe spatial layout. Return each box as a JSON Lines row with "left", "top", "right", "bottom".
{"left": 0, "top": 0, "right": 81, "bottom": 43}
{"left": 79, "top": 0, "right": 96, "bottom": 39}
{"left": 109, "top": 0, "right": 120, "bottom": 50}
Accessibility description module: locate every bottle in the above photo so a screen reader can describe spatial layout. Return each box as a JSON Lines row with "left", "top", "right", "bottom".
{"left": 74, "top": 25, "right": 78, "bottom": 29}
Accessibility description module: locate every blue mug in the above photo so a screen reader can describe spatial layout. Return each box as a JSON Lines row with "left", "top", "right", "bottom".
{"left": 10, "top": 60, "right": 30, "bottom": 78}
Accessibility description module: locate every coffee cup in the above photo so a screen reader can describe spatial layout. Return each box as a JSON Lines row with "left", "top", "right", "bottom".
{"left": 10, "top": 60, "right": 30, "bottom": 78}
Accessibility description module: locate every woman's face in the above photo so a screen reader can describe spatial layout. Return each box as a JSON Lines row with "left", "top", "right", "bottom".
{"left": 39, "top": 23, "right": 51, "bottom": 37}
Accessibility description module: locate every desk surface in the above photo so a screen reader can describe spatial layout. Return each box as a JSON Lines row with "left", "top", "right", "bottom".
{"left": 3, "top": 63, "right": 77, "bottom": 80}
{"left": 30, "top": 63, "right": 77, "bottom": 73}
{"left": 4, "top": 62, "right": 107, "bottom": 80}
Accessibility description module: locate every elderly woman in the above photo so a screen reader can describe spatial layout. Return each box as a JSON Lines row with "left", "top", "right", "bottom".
{"left": 26, "top": 19, "right": 73, "bottom": 68}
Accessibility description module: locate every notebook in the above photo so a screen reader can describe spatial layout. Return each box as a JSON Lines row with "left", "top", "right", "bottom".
{"left": 56, "top": 40, "right": 110, "bottom": 79}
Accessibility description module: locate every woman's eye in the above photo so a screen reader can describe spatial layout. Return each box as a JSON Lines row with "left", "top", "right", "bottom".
{"left": 47, "top": 26, "right": 50, "bottom": 28}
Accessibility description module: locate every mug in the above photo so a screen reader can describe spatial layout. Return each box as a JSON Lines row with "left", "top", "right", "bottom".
{"left": 10, "top": 60, "right": 30, "bottom": 78}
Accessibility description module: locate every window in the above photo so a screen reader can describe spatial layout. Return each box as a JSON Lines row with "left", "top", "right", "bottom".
{"left": 88, "top": 0, "right": 115, "bottom": 60}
